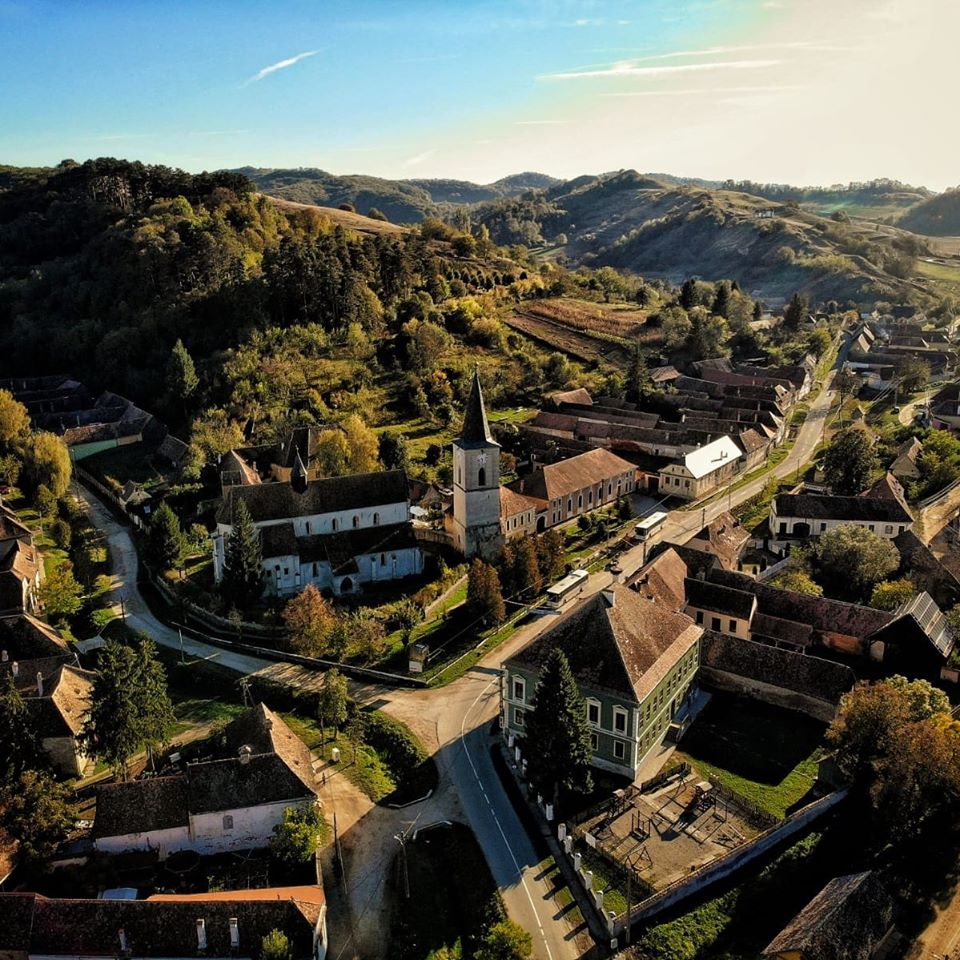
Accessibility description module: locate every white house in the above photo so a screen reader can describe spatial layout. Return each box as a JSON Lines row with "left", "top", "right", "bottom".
{"left": 658, "top": 435, "right": 743, "bottom": 501}
{"left": 93, "top": 705, "right": 318, "bottom": 858}
{"left": 212, "top": 465, "right": 423, "bottom": 597}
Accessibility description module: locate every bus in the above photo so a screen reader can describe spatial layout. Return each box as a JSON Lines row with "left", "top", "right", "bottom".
{"left": 635, "top": 510, "right": 669, "bottom": 542}
{"left": 546, "top": 569, "right": 589, "bottom": 608}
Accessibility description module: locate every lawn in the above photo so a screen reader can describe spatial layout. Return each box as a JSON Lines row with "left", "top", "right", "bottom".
{"left": 389, "top": 822, "right": 499, "bottom": 960}
{"left": 81, "top": 440, "right": 171, "bottom": 492}
{"left": 674, "top": 695, "right": 826, "bottom": 820}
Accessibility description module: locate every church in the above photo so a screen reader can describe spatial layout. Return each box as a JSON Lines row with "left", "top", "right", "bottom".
{"left": 447, "top": 371, "right": 637, "bottom": 559}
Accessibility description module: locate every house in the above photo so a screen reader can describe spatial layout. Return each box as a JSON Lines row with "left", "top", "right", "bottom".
{"left": 24, "top": 663, "right": 94, "bottom": 777}
{"left": 512, "top": 447, "right": 637, "bottom": 529}
{"left": 658, "top": 436, "right": 743, "bottom": 501}
{"left": 890, "top": 436, "right": 923, "bottom": 481}
{"left": 650, "top": 365, "right": 681, "bottom": 386}
{"left": 0, "top": 886, "right": 327, "bottom": 959}
{"left": 931, "top": 383, "right": 960, "bottom": 431}
{"left": 769, "top": 489, "right": 913, "bottom": 543}
{"left": 502, "top": 582, "right": 702, "bottom": 778}
{"left": 893, "top": 529, "right": 960, "bottom": 609}
{"left": 683, "top": 512, "right": 750, "bottom": 571}
{"left": 213, "top": 466, "right": 422, "bottom": 597}
{"left": 0, "top": 506, "right": 42, "bottom": 615}
{"left": 763, "top": 871, "right": 893, "bottom": 960}
{"left": 219, "top": 427, "right": 328, "bottom": 489}
{"left": 866, "top": 591, "right": 956, "bottom": 682}
{"left": 93, "top": 704, "right": 318, "bottom": 857}
{"left": 683, "top": 577, "right": 757, "bottom": 640}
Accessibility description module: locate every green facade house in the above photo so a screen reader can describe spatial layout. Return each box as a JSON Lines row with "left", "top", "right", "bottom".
{"left": 501, "top": 582, "right": 703, "bottom": 779}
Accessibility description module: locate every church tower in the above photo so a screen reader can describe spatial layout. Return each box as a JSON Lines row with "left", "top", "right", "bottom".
{"left": 451, "top": 370, "right": 503, "bottom": 558}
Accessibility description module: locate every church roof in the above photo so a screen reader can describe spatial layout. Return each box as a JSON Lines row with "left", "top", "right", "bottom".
{"left": 459, "top": 370, "right": 496, "bottom": 447}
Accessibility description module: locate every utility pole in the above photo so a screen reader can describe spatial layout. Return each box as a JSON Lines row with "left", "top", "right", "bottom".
{"left": 395, "top": 830, "right": 410, "bottom": 899}
{"left": 119, "top": 595, "right": 126, "bottom": 625}
{"left": 701, "top": 506, "right": 706, "bottom": 531}
{"left": 178, "top": 626, "right": 185, "bottom": 665}
{"left": 625, "top": 868, "right": 632, "bottom": 946}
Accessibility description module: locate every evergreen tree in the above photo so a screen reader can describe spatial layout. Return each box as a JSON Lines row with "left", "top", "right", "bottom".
{"left": 0, "top": 673, "right": 45, "bottom": 781}
{"left": 679, "top": 278, "right": 697, "bottom": 311}
{"left": 221, "top": 498, "right": 263, "bottom": 610}
{"left": 711, "top": 281, "right": 731, "bottom": 318}
{"left": 783, "top": 291, "right": 810, "bottom": 329}
{"left": 525, "top": 648, "right": 593, "bottom": 810}
{"left": 166, "top": 338, "right": 199, "bottom": 411}
{"left": 149, "top": 502, "right": 184, "bottom": 570}
{"left": 81, "top": 636, "right": 174, "bottom": 779}
{"left": 752, "top": 300, "right": 763, "bottom": 321}
{"left": 0, "top": 769, "right": 74, "bottom": 864}
{"left": 627, "top": 344, "right": 650, "bottom": 403}
{"left": 378, "top": 431, "right": 410, "bottom": 472}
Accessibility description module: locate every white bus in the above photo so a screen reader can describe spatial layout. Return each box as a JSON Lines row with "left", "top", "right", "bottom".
{"left": 546, "top": 569, "right": 589, "bottom": 608}
{"left": 635, "top": 510, "right": 669, "bottom": 542}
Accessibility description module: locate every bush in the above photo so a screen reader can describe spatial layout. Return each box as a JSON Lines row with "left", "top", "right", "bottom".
{"left": 51, "top": 518, "right": 72, "bottom": 550}
{"left": 364, "top": 712, "right": 428, "bottom": 775}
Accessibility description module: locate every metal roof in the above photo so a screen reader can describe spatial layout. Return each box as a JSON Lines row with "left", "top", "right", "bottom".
{"left": 682, "top": 435, "right": 743, "bottom": 479}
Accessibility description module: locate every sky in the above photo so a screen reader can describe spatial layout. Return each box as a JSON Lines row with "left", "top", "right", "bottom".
{"left": 0, "top": 0, "right": 955, "bottom": 190}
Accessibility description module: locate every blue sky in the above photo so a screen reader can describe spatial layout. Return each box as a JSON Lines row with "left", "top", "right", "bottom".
{"left": 0, "top": 0, "right": 955, "bottom": 188}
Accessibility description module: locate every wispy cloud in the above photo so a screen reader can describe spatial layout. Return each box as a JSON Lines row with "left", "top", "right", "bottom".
{"left": 513, "top": 119, "right": 569, "bottom": 125}
{"left": 607, "top": 84, "right": 802, "bottom": 98}
{"left": 246, "top": 50, "right": 318, "bottom": 85}
{"left": 405, "top": 148, "right": 437, "bottom": 167}
{"left": 540, "top": 59, "right": 781, "bottom": 81}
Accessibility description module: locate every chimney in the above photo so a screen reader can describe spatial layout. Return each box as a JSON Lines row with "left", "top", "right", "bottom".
{"left": 196, "top": 919, "right": 207, "bottom": 950}
{"left": 229, "top": 917, "right": 240, "bottom": 948}
{"left": 601, "top": 587, "right": 616, "bottom": 607}
{"left": 36, "top": 671, "right": 44, "bottom": 697}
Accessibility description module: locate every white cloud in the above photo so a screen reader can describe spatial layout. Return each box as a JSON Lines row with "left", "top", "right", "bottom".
{"left": 539, "top": 59, "right": 781, "bottom": 81}
{"left": 246, "top": 50, "right": 318, "bottom": 85}
{"left": 607, "top": 84, "right": 802, "bottom": 98}
{"left": 405, "top": 148, "right": 437, "bottom": 167}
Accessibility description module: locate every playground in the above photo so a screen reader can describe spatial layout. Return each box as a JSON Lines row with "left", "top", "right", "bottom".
{"left": 575, "top": 765, "right": 765, "bottom": 894}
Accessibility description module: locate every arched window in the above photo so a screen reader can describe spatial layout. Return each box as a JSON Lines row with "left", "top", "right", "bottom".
{"left": 373, "top": 512, "right": 380, "bottom": 526}
{"left": 478, "top": 467, "right": 486, "bottom": 487}
{"left": 352, "top": 515, "right": 360, "bottom": 528}
{"left": 331, "top": 518, "right": 338, "bottom": 532}
{"left": 577, "top": 494, "right": 583, "bottom": 509}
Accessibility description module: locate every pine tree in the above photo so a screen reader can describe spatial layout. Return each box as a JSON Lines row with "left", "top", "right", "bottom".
{"left": 221, "top": 498, "right": 263, "bottom": 610}
{"left": 752, "top": 300, "right": 763, "bottom": 321}
{"left": 711, "top": 281, "right": 731, "bottom": 318}
{"left": 149, "top": 502, "right": 184, "bottom": 570}
{"left": 166, "top": 338, "right": 199, "bottom": 414}
{"left": 783, "top": 291, "right": 809, "bottom": 329}
{"left": 525, "top": 648, "right": 593, "bottom": 810}
{"left": 0, "top": 673, "right": 45, "bottom": 781}
{"left": 679, "top": 278, "right": 697, "bottom": 311}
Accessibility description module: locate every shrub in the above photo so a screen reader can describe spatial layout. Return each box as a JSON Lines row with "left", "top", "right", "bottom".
{"left": 363, "top": 712, "right": 427, "bottom": 776}
{"left": 51, "top": 518, "right": 72, "bottom": 550}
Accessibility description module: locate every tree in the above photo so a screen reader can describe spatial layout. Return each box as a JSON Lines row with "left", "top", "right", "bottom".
{"left": 342, "top": 414, "right": 380, "bottom": 474}
{"left": 685, "top": 308, "right": 730, "bottom": 360}
{"left": 34, "top": 483, "right": 57, "bottom": 526}
{"left": 467, "top": 558, "right": 506, "bottom": 624}
{"left": 185, "top": 408, "right": 244, "bottom": 477}
{"left": 768, "top": 568, "right": 823, "bottom": 597}
{"left": 40, "top": 562, "right": 84, "bottom": 619}
{"left": 512, "top": 537, "right": 542, "bottom": 600}
{"left": 0, "top": 769, "right": 74, "bottom": 864}
{"left": 679, "top": 278, "right": 698, "bottom": 311}
{"left": 476, "top": 920, "right": 533, "bottom": 960}
{"left": 282, "top": 584, "right": 336, "bottom": 656}
{"left": 816, "top": 524, "right": 899, "bottom": 597}
{"left": 0, "top": 673, "right": 44, "bottom": 781}
{"left": 711, "top": 281, "right": 730, "bottom": 318}
{"left": 822, "top": 427, "right": 877, "bottom": 495}
{"left": 82, "top": 637, "right": 174, "bottom": 779}
{"left": 259, "top": 929, "right": 293, "bottom": 960}
{"left": 270, "top": 804, "right": 328, "bottom": 864}
{"left": 220, "top": 499, "right": 263, "bottom": 610}
{"left": 900, "top": 356, "right": 931, "bottom": 394}
{"left": 317, "top": 668, "right": 350, "bottom": 742}
{"left": 378, "top": 431, "right": 410, "bottom": 471}
{"left": 315, "top": 429, "right": 351, "bottom": 478}
{"left": 869, "top": 578, "right": 916, "bottom": 611}
{"left": 525, "top": 648, "right": 593, "bottom": 810}
{"left": 17, "top": 431, "right": 71, "bottom": 498}
{"left": 149, "top": 502, "right": 184, "bottom": 570}
{"left": 394, "top": 597, "right": 423, "bottom": 645}
{"left": 660, "top": 306, "right": 692, "bottom": 350}
{"left": 0, "top": 389, "right": 29, "bottom": 446}
{"left": 783, "top": 291, "right": 809, "bottom": 329}
{"left": 166, "top": 338, "right": 199, "bottom": 413}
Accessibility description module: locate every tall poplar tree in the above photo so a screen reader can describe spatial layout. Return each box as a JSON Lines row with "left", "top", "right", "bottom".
{"left": 221, "top": 498, "right": 263, "bottom": 610}
{"left": 525, "top": 648, "right": 593, "bottom": 810}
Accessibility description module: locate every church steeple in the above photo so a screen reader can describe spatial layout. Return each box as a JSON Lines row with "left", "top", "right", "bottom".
{"left": 460, "top": 368, "right": 494, "bottom": 445}
{"left": 290, "top": 448, "right": 308, "bottom": 494}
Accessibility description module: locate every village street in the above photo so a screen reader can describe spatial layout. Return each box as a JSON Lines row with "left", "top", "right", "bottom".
{"left": 73, "top": 351, "right": 844, "bottom": 960}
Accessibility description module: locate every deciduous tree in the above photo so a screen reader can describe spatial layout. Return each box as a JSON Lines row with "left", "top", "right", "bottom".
{"left": 476, "top": 920, "right": 533, "bottom": 960}
{"left": 342, "top": 414, "right": 380, "bottom": 474}
{"left": 317, "top": 668, "right": 350, "bottom": 742}
{"left": 822, "top": 427, "right": 877, "bottom": 495}
{"left": 18, "top": 431, "right": 71, "bottom": 498}
{"left": 768, "top": 568, "right": 823, "bottom": 597}
{"left": 40, "top": 562, "right": 84, "bottom": 619}
{"left": 259, "top": 929, "right": 293, "bottom": 960}
{"left": 467, "top": 558, "right": 506, "bottom": 625}
{"left": 270, "top": 804, "right": 328, "bottom": 864}
{"left": 1, "top": 770, "right": 74, "bottom": 863}
{"left": 282, "top": 584, "right": 336, "bottom": 656}
{"left": 0, "top": 389, "right": 29, "bottom": 446}
{"left": 869, "top": 578, "right": 916, "bottom": 611}
{"left": 815, "top": 524, "right": 899, "bottom": 597}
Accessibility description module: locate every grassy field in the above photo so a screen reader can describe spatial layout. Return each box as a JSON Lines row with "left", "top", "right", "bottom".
{"left": 389, "top": 822, "right": 499, "bottom": 960}
{"left": 917, "top": 258, "right": 960, "bottom": 295}
{"left": 674, "top": 695, "right": 826, "bottom": 819}
{"left": 81, "top": 440, "right": 170, "bottom": 492}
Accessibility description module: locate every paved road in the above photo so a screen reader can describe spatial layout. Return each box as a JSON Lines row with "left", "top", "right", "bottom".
{"left": 76, "top": 357, "right": 840, "bottom": 960}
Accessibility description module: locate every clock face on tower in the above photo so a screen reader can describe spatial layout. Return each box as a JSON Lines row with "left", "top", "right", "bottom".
{"left": 476, "top": 453, "right": 487, "bottom": 466}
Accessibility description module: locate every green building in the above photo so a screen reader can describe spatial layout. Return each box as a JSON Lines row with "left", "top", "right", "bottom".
{"left": 501, "top": 582, "right": 703, "bottom": 779}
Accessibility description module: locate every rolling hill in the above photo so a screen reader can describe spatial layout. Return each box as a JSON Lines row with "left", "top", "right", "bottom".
{"left": 897, "top": 188, "right": 960, "bottom": 236}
